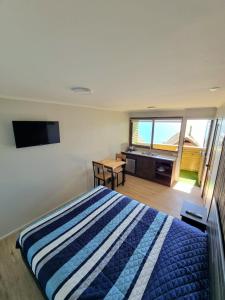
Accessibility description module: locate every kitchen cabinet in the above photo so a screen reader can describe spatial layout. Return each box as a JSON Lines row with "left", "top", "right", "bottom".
{"left": 136, "top": 156, "right": 155, "bottom": 180}
{"left": 122, "top": 151, "right": 176, "bottom": 187}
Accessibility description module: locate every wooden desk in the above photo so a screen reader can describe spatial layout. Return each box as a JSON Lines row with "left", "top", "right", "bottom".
{"left": 98, "top": 159, "right": 126, "bottom": 189}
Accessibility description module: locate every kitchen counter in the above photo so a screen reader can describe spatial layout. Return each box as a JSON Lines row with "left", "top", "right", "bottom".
{"left": 123, "top": 150, "right": 177, "bottom": 162}
{"left": 122, "top": 150, "right": 177, "bottom": 186}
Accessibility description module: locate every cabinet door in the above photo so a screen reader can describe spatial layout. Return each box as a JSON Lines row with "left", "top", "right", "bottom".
{"left": 136, "top": 156, "right": 155, "bottom": 180}
{"left": 123, "top": 154, "right": 136, "bottom": 174}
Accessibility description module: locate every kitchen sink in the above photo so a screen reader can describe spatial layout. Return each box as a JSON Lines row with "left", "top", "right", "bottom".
{"left": 141, "top": 152, "right": 158, "bottom": 157}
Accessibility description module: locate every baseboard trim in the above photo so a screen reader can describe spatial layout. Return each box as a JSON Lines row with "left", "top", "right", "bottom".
{"left": 0, "top": 191, "right": 85, "bottom": 241}
{"left": 0, "top": 223, "right": 26, "bottom": 241}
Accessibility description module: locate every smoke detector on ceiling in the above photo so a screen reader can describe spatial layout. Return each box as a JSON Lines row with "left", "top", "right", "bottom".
{"left": 70, "top": 87, "right": 93, "bottom": 94}
{"left": 209, "top": 87, "right": 220, "bottom": 92}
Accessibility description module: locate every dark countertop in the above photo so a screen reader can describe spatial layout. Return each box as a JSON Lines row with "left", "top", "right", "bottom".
{"left": 123, "top": 150, "right": 177, "bottom": 162}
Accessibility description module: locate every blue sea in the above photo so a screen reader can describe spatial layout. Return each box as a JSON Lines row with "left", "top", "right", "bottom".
{"left": 139, "top": 122, "right": 181, "bottom": 144}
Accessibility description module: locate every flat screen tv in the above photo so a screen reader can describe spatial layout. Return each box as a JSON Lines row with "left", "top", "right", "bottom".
{"left": 12, "top": 121, "right": 60, "bottom": 148}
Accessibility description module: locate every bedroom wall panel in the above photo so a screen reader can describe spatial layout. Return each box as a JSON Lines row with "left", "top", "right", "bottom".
{"left": 0, "top": 99, "right": 128, "bottom": 238}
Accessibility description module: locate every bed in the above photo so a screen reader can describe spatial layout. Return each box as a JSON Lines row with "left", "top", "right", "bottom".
{"left": 16, "top": 186, "right": 209, "bottom": 300}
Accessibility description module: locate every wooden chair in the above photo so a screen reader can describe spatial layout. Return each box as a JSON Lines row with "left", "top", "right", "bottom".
{"left": 92, "top": 161, "right": 115, "bottom": 189}
{"left": 114, "top": 153, "right": 126, "bottom": 186}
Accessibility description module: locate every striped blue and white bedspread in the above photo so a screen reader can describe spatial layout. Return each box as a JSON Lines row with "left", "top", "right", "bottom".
{"left": 17, "top": 186, "right": 209, "bottom": 300}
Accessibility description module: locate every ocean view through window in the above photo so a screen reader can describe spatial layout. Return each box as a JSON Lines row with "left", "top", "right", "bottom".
{"left": 153, "top": 119, "right": 182, "bottom": 151}
{"left": 131, "top": 120, "right": 152, "bottom": 146}
{"left": 130, "top": 118, "right": 182, "bottom": 152}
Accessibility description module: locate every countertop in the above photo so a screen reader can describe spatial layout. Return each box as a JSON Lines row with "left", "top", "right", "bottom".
{"left": 123, "top": 150, "right": 177, "bottom": 162}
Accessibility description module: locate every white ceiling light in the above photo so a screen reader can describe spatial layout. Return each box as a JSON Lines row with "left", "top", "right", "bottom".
{"left": 147, "top": 106, "right": 156, "bottom": 109}
{"left": 209, "top": 87, "right": 220, "bottom": 92}
{"left": 70, "top": 87, "right": 93, "bottom": 94}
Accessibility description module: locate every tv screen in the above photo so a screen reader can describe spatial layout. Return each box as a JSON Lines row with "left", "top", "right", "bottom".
{"left": 12, "top": 121, "right": 60, "bottom": 148}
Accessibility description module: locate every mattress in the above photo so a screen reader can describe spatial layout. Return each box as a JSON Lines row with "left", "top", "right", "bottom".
{"left": 17, "top": 186, "right": 209, "bottom": 300}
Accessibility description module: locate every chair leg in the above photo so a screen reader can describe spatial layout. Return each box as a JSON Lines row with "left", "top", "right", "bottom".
{"left": 111, "top": 174, "right": 115, "bottom": 190}
{"left": 122, "top": 166, "right": 125, "bottom": 185}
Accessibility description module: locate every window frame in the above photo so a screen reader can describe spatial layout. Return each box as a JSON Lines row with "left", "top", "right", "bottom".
{"left": 129, "top": 117, "right": 183, "bottom": 153}
{"left": 129, "top": 118, "right": 153, "bottom": 149}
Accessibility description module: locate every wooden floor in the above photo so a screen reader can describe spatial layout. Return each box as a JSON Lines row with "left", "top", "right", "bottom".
{"left": 0, "top": 175, "right": 203, "bottom": 300}
{"left": 117, "top": 175, "right": 203, "bottom": 218}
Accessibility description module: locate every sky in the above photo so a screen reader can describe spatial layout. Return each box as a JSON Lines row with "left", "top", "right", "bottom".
{"left": 185, "top": 120, "right": 210, "bottom": 147}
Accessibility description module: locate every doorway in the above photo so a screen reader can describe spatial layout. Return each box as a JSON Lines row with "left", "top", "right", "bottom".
{"left": 201, "top": 119, "right": 219, "bottom": 208}
{"left": 179, "top": 119, "right": 212, "bottom": 187}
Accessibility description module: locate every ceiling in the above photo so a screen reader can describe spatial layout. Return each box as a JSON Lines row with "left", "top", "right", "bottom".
{"left": 0, "top": 0, "right": 225, "bottom": 111}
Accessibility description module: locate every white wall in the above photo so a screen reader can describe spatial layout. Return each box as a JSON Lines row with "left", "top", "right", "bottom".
{"left": 129, "top": 107, "right": 217, "bottom": 179}
{"left": 129, "top": 107, "right": 217, "bottom": 119}
{"left": 0, "top": 99, "right": 128, "bottom": 238}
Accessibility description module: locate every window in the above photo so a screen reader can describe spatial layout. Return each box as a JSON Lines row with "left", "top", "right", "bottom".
{"left": 130, "top": 118, "right": 182, "bottom": 152}
{"left": 131, "top": 119, "right": 152, "bottom": 147}
{"left": 153, "top": 119, "right": 182, "bottom": 151}
{"left": 184, "top": 120, "right": 211, "bottom": 148}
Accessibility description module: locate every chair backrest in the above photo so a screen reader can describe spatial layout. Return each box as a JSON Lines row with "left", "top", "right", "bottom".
{"left": 92, "top": 161, "right": 104, "bottom": 176}
{"left": 116, "top": 153, "right": 126, "bottom": 161}
{"left": 93, "top": 161, "right": 111, "bottom": 180}
{"left": 104, "top": 166, "right": 114, "bottom": 179}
